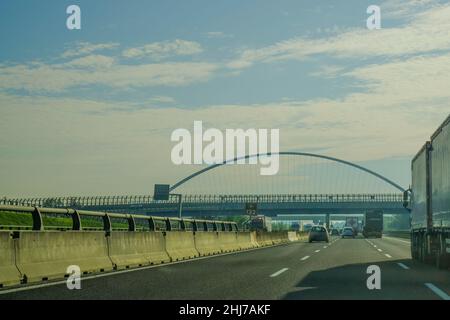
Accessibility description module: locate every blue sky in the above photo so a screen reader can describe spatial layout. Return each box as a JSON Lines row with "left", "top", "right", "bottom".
{"left": 0, "top": 0, "right": 378, "bottom": 106}
{"left": 1, "top": 0, "right": 450, "bottom": 196}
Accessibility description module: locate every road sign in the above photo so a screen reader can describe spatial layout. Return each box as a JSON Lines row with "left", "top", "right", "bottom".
{"left": 245, "top": 202, "right": 258, "bottom": 216}
{"left": 153, "top": 184, "right": 170, "bottom": 201}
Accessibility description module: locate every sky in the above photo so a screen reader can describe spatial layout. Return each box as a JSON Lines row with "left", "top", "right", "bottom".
{"left": 0, "top": 0, "right": 450, "bottom": 197}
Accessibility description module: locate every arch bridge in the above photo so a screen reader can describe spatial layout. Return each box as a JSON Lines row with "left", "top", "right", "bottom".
{"left": 1, "top": 152, "right": 410, "bottom": 217}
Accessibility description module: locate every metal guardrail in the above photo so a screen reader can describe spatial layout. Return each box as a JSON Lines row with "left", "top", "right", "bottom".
{"left": 0, "top": 205, "right": 238, "bottom": 232}
{"left": 0, "top": 193, "right": 404, "bottom": 208}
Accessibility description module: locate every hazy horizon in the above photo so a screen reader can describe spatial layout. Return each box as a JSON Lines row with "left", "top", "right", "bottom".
{"left": 1, "top": 0, "right": 449, "bottom": 197}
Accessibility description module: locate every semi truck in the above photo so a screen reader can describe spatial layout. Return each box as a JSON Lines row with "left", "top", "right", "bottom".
{"left": 363, "top": 210, "right": 383, "bottom": 238}
{"left": 249, "top": 215, "right": 272, "bottom": 232}
{"left": 345, "top": 217, "right": 359, "bottom": 235}
{"left": 410, "top": 114, "right": 450, "bottom": 269}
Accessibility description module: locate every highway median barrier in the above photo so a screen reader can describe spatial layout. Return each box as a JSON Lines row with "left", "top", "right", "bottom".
{"left": 297, "top": 231, "right": 308, "bottom": 241}
{"left": 287, "top": 231, "right": 299, "bottom": 242}
{"left": 194, "top": 232, "right": 221, "bottom": 256}
{"left": 0, "top": 231, "right": 22, "bottom": 288}
{"left": 236, "top": 232, "right": 258, "bottom": 250}
{"left": 108, "top": 231, "right": 170, "bottom": 269}
{"left": 15, "top": 231, "right": 113, "bottom": 284}
{"left": 218, "top": 231, "right": 240, "bottom": 252}
{"left": 250, "top": 231, "right": 259, "bottom": 248}
{"left": 270, "top": 231, "right": 290, "bottom": 245}
{"left": 0, "top": 206, "right": 244, "bottom": 287}
{"left": 165, "top": 231, "right": 199, "bottom": 261}
{"left": 255, "top": 231, "right": 274, "bottom": 246}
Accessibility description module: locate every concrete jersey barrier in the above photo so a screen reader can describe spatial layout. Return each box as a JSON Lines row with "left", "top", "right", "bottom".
{"left": 194, "top": 232, "right": 221, "bottom": 256}
{"left": 271, "top": 231, "right": 290, "bottom": 244}
{"left": 287, "top": 231, "right": 299, "bottom": 242}
{"left": 108, "top": 232, "right": 170, "bottom": 269}
{"left": 297, "top": 231, "right": 308, "bottom": 241}
{"left": 0, "top": 228, "right": 305, "bottom": 288}
{"left": 249, "top": 231, "right": 259, "bottom": 248}
{"left": 165, "top": 231, "right": 199, "bottom": 261}
{"left": 15, "top": 231, "right": 113, "bottom": 283}
{"left": 255, "top": 231, "right": 274, "bottom": 246}
{"left": 236, "top": 232, "right": 257, "bottom": 250}
{"left": 217, "top": 232, "right": 240, "bottom": 252}
{"left": 0, "top": 231, "right": 22, "bottom": 287}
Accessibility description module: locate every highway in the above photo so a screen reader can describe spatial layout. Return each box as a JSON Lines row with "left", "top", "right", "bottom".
{"left": 0, "top": 235, "right": 449, "bottom": 300}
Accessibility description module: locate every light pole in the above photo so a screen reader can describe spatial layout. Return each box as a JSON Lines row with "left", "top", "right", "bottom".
{"left": 172, "top": 193, "right": 183, "bottom": 219}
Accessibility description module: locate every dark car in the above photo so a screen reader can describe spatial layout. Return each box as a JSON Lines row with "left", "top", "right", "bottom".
{"left": 308, "top": 226, "right": 329, "bottom": 243}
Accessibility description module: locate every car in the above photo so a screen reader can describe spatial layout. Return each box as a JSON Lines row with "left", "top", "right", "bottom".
{"left": 330, "top": 228, "right": 340, "bottom": 236}
{"left": 341, "top": 227, "right": 355, "bottom": 238}
{"left": 308, "top": 226, "right": 329, "bottom": 243}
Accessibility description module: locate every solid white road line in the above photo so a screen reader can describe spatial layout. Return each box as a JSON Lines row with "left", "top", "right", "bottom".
{"left": 301, "top": 255, "right": 310, "bottom": 261}
{"left": 397, "top": 262, "right": 410, "bottom": 270}
{"left": 385, "top": 254, "right": 392, "bottom": 258}
{"left": 270, "top": 268, "right": 289, "bottom": 278}
{"left": 425, "top": 283, "right": 450, "bottom": 300}
{"left": 383, "top": 236, "right": 411, "bottom": 244}
{"left": 315, "top": 250, "right": 320, "bottom": 253}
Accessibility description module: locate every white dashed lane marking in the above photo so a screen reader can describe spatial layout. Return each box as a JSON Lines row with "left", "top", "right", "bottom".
{"left": 270, "top": 268, "right": 289, "bottom": 278}
{"left": 367, "top": 239, "right": 392, "bottom": 258}
{"left": 301, "top": 256, "right": 310, "bottom": 261}
{"left": 397, "top": 262, "right": 409, "bottom": 270}
{"left": 425, "top": 283, "right": 450, "bottom": 300}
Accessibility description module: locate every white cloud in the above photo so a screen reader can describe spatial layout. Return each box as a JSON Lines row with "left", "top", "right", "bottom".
{"left": 61, "top": 42, "right": 119, "bottom": 58}
{"left": 205, "top": 31, "right": 233, "bottom": 39}
{"left": 227, "top": 3, "right": 450, "bottom": 69}
{"left": 0, "top": 39, "right": 216, "bottom": 93}
{"left": 1, "top": 45, "right": 449, "bottom": 196}
{"left": 122, "top": 39, "right": 203, "bottom": 59}
{"left": 65, "top": 55, "right": 116, "bottom": 69}
{"left": 149, "top": 96, "right": 176, "bottom": 104}
{"left": 310, "top": 65, "right": 346, "bottom": 78}
{"left": 381, "top": 0, "right": 439, "bottom": 19}
{"left": 2, "top": 3, "right": 450, "bottom": 196}
{"left": 345, "top": 54, "right": 450, "bottom": 104}
{"left": 0, "top": 59, "right": 218, "bottom": 92}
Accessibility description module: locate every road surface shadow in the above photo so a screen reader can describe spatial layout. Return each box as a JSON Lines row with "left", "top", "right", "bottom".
{"left": 282, "top": 259, "right": 448, "bottom": 300}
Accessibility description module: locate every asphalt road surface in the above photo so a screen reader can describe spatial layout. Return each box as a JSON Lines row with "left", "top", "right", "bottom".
{"left": 1, "top": 235, "right": 449, "bottom": 300}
